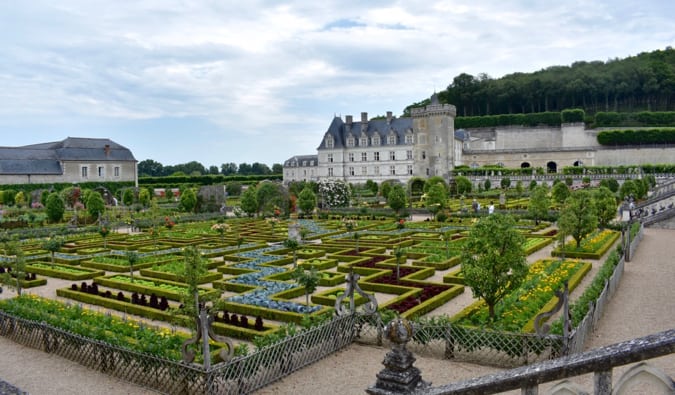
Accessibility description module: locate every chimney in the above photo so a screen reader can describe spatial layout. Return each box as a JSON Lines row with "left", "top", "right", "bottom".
{"left": 104, "top": 144, "right": 110, "bottom": 157}
{"left": 361, "top": 112, "right": 368, "bottom": 133}
{"left": 346, "top": 115, "right": 353, "bottom": 125}
{"left": 386, "top": 111, "right": 393, "bottom": 125}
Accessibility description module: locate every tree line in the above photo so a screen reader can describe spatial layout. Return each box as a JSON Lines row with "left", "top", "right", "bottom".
{"left": 404, "top": 47, "right": 675, "bottom": 117}
{"left": 138, "top": 160, "right": 283, "bottom": 178}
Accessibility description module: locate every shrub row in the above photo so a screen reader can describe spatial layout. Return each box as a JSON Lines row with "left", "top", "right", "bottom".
{"left": 597, "top": 128, "right": 675, "bottom": 145}
{"left": 594, "top": 111, "right": 675, "bottom": 127}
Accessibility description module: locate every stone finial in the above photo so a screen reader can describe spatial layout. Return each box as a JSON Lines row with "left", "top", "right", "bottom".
{"left": 366, "top": 318, "right": 430, "bottom": 395}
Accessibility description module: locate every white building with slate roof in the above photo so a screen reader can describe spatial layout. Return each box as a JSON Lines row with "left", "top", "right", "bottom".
{"left": 0, "top": 137, "right": 137, "bottom": 186}
{"left": 284, "top": 94, "right": 459, "bottom": 184}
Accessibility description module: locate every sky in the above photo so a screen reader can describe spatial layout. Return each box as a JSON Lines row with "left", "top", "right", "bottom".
{"left": 1, "top": 1, "right": 674, "bottom": 168}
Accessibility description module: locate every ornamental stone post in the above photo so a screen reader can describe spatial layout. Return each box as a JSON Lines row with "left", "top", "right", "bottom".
{"left": 367, "top": 318, "right": 430, "bottom": 394}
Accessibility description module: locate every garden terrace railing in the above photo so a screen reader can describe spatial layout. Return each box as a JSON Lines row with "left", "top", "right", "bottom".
{"left": 354, "top": 314, "right": 564, "bottom": 368}
{"left": 0, "top": 310, "right": 358, "bottom": 395}
{"left": 418, "top": 329, "right": 675, "bottom": 395}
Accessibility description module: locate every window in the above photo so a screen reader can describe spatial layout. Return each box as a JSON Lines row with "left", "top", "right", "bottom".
{"left": 98, "top": 166, "right": 104, "bottom": 177}
{"left": 328, "top": 167, "right": 334, "bottom": 177}
{"left": 388, "top": 135, "right": 396, "bottom": 145}
{"left": 302, "top": 161, "right": 307, "bottom": 166}
{"left": 349, "top": 153, "right": 354, "bottom": 162}
{"left": 418, "top": 135, "right": 427, "bottom": 144}
{"left": 360, "top": 137, "right": 368, "bottom": 146}
{"left": 374, "top": 166, "right": 380, "bottom": 175}
{"left": 310, "top": 161, "right": 314, "bottom": 166}
{"left": 325, "top": 136, "right": 334, "bottom": 148}
{"left": 349, "top": 167, "right": 355, "bottom": 176}
{"left": 435, "top": 135, "right": 441, "bottom": 143}
{"left": 81, "top": 166, "right": 88, "bottom": 178}
{"left": 114, "top": 166, "right": 120, "bottom": 177}
{"left": 372, "top": 136, "right": 380, "bottom": 146}
{"left": 389, "top": 151, "right": 396, "bottom": 161}
{"left": 361, "top": 166, "right": 367, "bottom": 175}
{"left": 374, "top": 152, "right": 380, "bottom": 161}
{"left": 407, "top": 165, "right": 413, "bottom": 175}
{"left": 422, "top": 151, "right": 426, "bottom": 160}
{"left": 303, "top": 170, "right": 307, "bottom": 176}
{"left": 327, "top": 154, "right": 333, "bottom": 163}
{"left": 406, "top": 150, "right": 413, "bottom": 160}
{"left": 389, "top": 166, "right": 396, "bottom": 175}
{"left": 361, "top": 152, "right": 367, "bottom": 161}
{"left": 426, "top": 168, "right": 430, "bottom": 176}
{"left": 347, "top": 137, "right": 355, "bottom": 147}
{"left": 405, "top": 135, "right": 413, "bottom": 144}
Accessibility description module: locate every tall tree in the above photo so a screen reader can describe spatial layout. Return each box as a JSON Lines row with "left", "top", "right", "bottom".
{"left": 558, "top": 190, "right": 598, "bottom": 248}
{"left": 221, "top": 162, "right": 238, "bottom": 175}
{"left": 137, "top": 159, "right": 164, "bottom": 177}
{"left": 387, "top": 185, "right": 407, "bottom": 215}
{"left": 528, "top": 185, "right": 550, "bottom": 225}
{"left": 240, "top": 187, "right": 258, "bottom": 217}
{"left": 461, "top": 214, "right": 528, "bottom": 320}
{"left": 297, "top": 186, "right": 317, "bottom": 214}
{"left": 593, "top": 187, "right": 618, "bottom": 228}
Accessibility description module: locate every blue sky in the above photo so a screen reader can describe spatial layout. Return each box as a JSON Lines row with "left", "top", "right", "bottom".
{"left": 1, "top": 1, "right": 674, "bottom": 168}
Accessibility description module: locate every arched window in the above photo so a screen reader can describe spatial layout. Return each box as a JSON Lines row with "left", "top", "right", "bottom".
{"left": 521, "top": 162, "right": 531, "bottom": 168}
{"left": 547, "top": 161, "right": 557, "bottom": 173}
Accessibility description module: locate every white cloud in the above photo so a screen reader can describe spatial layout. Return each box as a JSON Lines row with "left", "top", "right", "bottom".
{"left": 0, "top": 0, "right": 673, "bottom": 165}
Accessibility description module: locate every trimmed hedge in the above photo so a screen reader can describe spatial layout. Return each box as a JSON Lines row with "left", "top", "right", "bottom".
{"left": 26, "top": 261, "right": 105, "bottom": 281}
{"left": 597, "top": 128, "right": 675, "bottom": 145}
{"left": 94, "top": 275, "right": 219, "bottom": 301}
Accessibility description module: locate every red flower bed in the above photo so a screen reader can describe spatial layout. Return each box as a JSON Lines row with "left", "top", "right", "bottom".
{"left": 385, "top": 284, "right": 450, "bottom": 314}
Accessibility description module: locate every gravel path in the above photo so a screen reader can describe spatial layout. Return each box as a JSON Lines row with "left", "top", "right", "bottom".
{"left": 1, "top": 228, "right": 673, "bottom": 394}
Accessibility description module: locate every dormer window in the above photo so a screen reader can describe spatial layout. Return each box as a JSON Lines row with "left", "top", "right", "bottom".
{"left": 325, "top": 135, "right": 334, "bottom": 149}
{"left": 372, "top": 135, "right": 380, "bottom": 146}
{"left": 346, "top": 136, "right": 355, "bottom": 147}
{"left": 388, "top": 134, "right": 396, "bottom": 145}
{"left": 360, "top": 137, "right": 368, "bottom": 146}
{"left": 405, "top": 134, "right": 413, "bottom": 144}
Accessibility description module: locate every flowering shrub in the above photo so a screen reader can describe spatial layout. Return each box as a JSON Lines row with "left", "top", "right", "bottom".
{"left": 397, "top": 219, "right": 406, "bottom": 229}
{"left": 318, "top": 180, "right": 350, "bottom": 208}
{"left": 211, "top": 223, "right": 231, "bottom": 234}
{"left": 164, "top": 216, "right": 175, "bottom": 229}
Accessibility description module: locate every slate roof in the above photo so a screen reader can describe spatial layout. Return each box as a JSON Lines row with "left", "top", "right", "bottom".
{"left": 0, "top": 137, "right": 135, "bottom": 175}
{"left": 284, "top": 154, "right": 318, "bottom": 167}
{"left": 317, "top": 116, "right": 414, "bottom": 150}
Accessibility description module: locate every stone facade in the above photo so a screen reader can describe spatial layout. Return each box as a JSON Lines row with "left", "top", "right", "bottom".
{"left": 283, "top": 97, "right": 675, "bottom": 184}
{"left": 0, "top": 137, "right": 137, "bottom": 186}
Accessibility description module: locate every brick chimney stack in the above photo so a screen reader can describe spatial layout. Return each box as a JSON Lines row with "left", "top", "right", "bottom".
{"left": 386, "top": 111, "right": 393, "bottom": 125}
{"left": 104, "top": 144, "right": 110, "bottom": 157}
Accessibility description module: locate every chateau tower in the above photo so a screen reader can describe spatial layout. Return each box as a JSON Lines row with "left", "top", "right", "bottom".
{"left": 411, "top": 94, "right": 457, "bottom": 179}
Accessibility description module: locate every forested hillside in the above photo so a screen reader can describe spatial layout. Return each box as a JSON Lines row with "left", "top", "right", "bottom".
{"left": 404, "top": 47, "right": 675, "bottom": 117}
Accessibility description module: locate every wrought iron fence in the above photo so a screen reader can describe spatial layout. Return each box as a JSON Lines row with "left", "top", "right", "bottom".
{"left": 354, "top": 314, "right": 564, "bottom": 368}
{"left": 0, "top": 310, "right": 357, "bottom": 395}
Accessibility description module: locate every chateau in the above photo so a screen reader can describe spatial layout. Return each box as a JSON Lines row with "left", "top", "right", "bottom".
{"left": 284, "top": 95, "right": 675, "bottom": 184}
{"left": 0, "top": 137, "right": 137, "bottom": 186}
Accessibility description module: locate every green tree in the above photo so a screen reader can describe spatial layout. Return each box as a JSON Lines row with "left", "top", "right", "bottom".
{"left": 529, "top": 180, "right": 538, "bottom": 191}
{"left": 551, "top": 182, "right": 571, "bottom": 205}
{"left": 365, "top": 180, "right": 379, "bottom": 195}
{"left": 45, "top": 192, "right": 65, "bottom": 223}
{"left": 14, "top": 191, "right": 26, "bottom": 208}
{"left": 126, "top": 250, "right": 139, "bottom": 283}
{"left": 593, "top": 187, "right": 618, "bottom": 228}
{"left": 178, "top": 246, "right": 211, "bottom": 333}
{"left": 283, "top": 238, "right": 300, "bottom": 268}
{"left": 528, "top": 186, "right": 550, "bottom": 225}
{"left": 619, "top": 179, "right": 638, "bottom": 200}
{"left": 394, "top": 246, "right": 405, "bottom": 282}
{"left": 293, "top": 266, "right": 319, "bottom": 307}
{"left": 42, "top": 235, "right": 65, "bottom": 267}
{"left": 180, "top": 188, "right": 197, "bottom": 212}
{"left": 387, "top": 185, "right": 407, "bottom": 215}
{"left": 454, "top": 176, "right": 472, "bottom": 196}
{"left": 424, "top": 176, "right": 447, "bottom": 193}
{"left": 86, "top": 191, "right": 106, "bottom": 220}
{"left": 515, "top": 180, "right": 524, "bottom": 196}
{"left": 599, "top": 178, "right": 620, "bottom": 193}
{"left": 297, "top": 186, "right": 317, "bottom": 214}
{"left": 460, "top": 214, "right": 528, "bottom": 320}
{"left": 256, "top": 182, "right": 287, "bottom": 216}
{"left": 483, "top": 178, "right": 491, "bottom": 191}
{"left": 558, "top": 190, "right": 598, "bottom": 248}
{"left": 500, "top": 177, "right": 511, "bottom": 189}
{"left": 1, "top": 240, "right": 27, "bottom": 296}
{"left": 425, "top": 183, "right": 447, "bottom": 218}
{"left": 122, "top": 189, "right": 134, "bottom": 206}
{"left": 240, "top": 187, "right": 258, "bottom": 217}
{"left": 138, "top": 188, "right": 151, "bottom": 207}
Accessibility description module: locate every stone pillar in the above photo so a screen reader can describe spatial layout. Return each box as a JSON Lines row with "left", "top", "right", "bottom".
{"left": 367, "top": 318, "right": 430, "bottom": 394}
